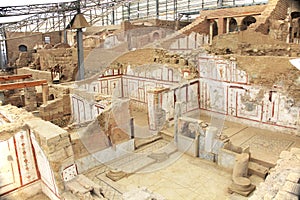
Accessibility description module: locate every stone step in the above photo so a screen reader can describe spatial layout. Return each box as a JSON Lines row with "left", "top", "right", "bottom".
{"left": 249, "top": 157, "right": 275, "bottom": 169}
{"left": 159, "top": 129, "right": 173, "bottom": 142}
{"left": 134, "top": 135, "right": 162, "bottom": 149}
{"left": 248, "top": 161, "right": 269, "bottom": 179}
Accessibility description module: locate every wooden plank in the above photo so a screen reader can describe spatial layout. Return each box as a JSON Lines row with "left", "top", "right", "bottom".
{"left": 0, "top": 80, "right": 47, "bottom": 90}
{"left": 0, "top": 74, "right": 32, "bottom": 82}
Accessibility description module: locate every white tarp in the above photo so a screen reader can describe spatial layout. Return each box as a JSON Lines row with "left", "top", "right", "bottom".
{"left": 290, "top": 58, "right": 300, "bottom": 70}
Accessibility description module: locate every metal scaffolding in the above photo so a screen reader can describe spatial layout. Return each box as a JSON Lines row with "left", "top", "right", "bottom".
{"left": 0, "top": 0, "right": 268, "bottom": 68}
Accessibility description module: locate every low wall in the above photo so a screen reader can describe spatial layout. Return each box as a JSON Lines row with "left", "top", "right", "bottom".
{"left": 39, "top": 93, "right": 71, "bottom": 127}
{"left": 17, "top": 67, "right": 52, "bottom": 82}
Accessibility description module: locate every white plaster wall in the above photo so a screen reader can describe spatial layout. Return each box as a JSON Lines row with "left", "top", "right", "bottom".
{"left": 30, "top": 132, "right": 60, "bottom": 200}
{"left": 198, "top": 55, "right": 300, "bottom": 133}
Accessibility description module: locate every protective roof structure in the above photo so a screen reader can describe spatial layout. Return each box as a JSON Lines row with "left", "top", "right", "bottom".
{"left": 0, "top": 0, "right": 268, "bottom": 34}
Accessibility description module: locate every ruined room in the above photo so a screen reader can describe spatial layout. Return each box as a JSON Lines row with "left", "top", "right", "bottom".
{"left": 0, "top": 0, "right": 300, "bottom": 199}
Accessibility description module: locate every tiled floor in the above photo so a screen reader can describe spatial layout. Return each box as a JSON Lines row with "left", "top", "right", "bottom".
{"left": 117, "top": 154, "right": 234, "bottom": 200}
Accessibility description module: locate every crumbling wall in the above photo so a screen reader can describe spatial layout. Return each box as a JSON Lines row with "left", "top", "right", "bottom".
{"left": 5, "top": 32, "right": 41, "bottom": 65}
{"left": 210, "top": 29, "right": 300, "bottom": 56}
{"left": 38, "top": 48, "right": 76, "bottom": 70}
{"left": 250, "top": 148, "right": 300, "bottom": 199}
{"left": 17, "top": 67, "right": 53, "bottom": 82}
{"left": 27, "top": 119, "right": 74, "bottom": 200}
{"left": 97, "top": 99, "right": 130, "bottom": 145}
{"left": 253, "top": 0, "right": 290, "bottom": 34}
{"left": 198, "top": 54, "right": 300, "bottom": 134}
{"left": 0, "top": 105, "right": 75, "bottom": 200}
{"left": 39, "top": 86, "right": 71, "bottom": 127}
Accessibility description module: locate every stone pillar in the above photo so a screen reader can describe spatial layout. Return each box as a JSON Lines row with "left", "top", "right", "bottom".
{"left": 232, "top": 153, "right": 249, "bottom": 178}
{"left": 218, "top": 18, "right": 226, "bottom": 35}
{"left": 226, "top": 17, "right": 231, "bottom": 33}
{"left": 286, "top": 8, "right": 292, "bottom": 43}
{"left": 147, "top": 87, "right": 168, "bottom": 131}
{"left": 209, "top": 21, "right": 214, "bottom": 45}
{"left": 24, "top": 87, "right": 37, "bottom": 112}
{"left": 42, "top": 83, "right": 49, "bottom": 105}
{"left": 235, "top": 17, "right": 243, "bottom": 32}
{"left": 174, "top": 102, "right": 183, "bottom": 143}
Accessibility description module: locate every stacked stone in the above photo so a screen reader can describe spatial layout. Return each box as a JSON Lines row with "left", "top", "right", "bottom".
{"left": 24, "top": 87, "right": 37, "bottom": 112}
{"left": 26, "top": 119, "right": 75, "bottom": 193}
{"left": 39, "top": 88, "right": 71, "bottom": 127}
{"left": 249, "top": 148, "right": 300, "bottom": 200}
{"left": 16, "top": 52, "right": 31, "bottom": 67}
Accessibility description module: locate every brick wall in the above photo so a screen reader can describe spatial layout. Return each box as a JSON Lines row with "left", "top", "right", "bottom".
{"left": 6, "top": 32, "right": 42, "bottom": 65}
{"left": 5, "top": 31, "right": 63, "bottom": 65}
{"left": 253, "top": 0, "right": 290, "bottom": 34}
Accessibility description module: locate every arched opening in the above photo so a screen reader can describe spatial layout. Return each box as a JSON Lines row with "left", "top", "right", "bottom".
{"left": 153, "top": 32, "right": 160, "bottom": 40}
{"left": 241, "top": 16, "right": 256, "bottom": 31}
{"left": 18, "top": 45, "right": 27, "bottom": 52}
{"left": 49, "top": 94, "right": 55, "bottom": 100}
{"left": 229, "top": 18, "right": 238, "bottom": 32}
{"left": 212, "top": 21, "right": 218, "bottom": 37}
{"left": 291, "top": 12, "right": 300, "bottom": 19}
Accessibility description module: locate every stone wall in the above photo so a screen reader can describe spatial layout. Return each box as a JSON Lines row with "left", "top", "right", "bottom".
{"left": 250, "top": 148, "right": 300, "bottom": 199}
{"left": 17, "top": 67, "right": 53, "bottom": 82}
{"left": 253, "top": 0, "right": 291, "bottom": 34}
{"left": 0, "top": 105, "right": 75, "bottom": 200}
{"left": 5, "top": 31, "right": 63, "bottom": 65}
{"left": 121, "top": 19, "right": 190, "bottom": 31}
{"left": 27, "top": 119, "right": 75, "bottom": 200}
{"left": 37, "top": 48, "right": 76, "bottom": 71}
{"left": 39, "top": 87, "right": 71, "bottom": 127}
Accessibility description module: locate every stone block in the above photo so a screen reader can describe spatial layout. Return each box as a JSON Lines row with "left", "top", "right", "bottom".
{"left": 199, "top": 151, "right": 215, "bottom": 162}
{"left": 274, "top": 190, "right": 298, "bottom": 200}
{"left": 282, "top": 181, "right": 300, "bottom": 196}
{"left": 286, "top": 172, "right": 300, "bottom": 183}
{"left": 212, "top": 139, "right": 225, "bottom": 154}
{"left": 65, "top": 145, "right": 74, "bottom": 157}
{"left": 217, "top": 148, "right": 238, "bottom": 170}
{"left": 199, "top": 136, "right": 205, "bottom": 151}
{"left": 54, "top": 137, "right": 71, "bottom": 150}
{"left": 60, "top": 131, "right": 70, "bottom": 139}
{"left": 49, "top": 147, "right": 68, "bottom": 161}
{"left": 46, "top": 134, "right": 62, "bottom": 146}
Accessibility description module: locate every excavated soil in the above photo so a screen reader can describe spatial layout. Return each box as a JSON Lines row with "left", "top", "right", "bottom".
{"left": 236, "top": 55, "right": 300, "bottom": 104}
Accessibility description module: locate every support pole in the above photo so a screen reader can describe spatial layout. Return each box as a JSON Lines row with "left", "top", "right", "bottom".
{"left": 0, "top": 40, "right": 3, "bottom": 70}
{"left": 77, "top": 28, "right": 84, "bottom": 80}
{"left": 156, "top": 0, "right": 159, "bottom": 19}
{"left": 42, "top": 83, "right": 49, "bottom": 105}
{"left": 63, "top": 13, "right": 67, "bottom": 44}
{"left": 209, "top": 21, "right": 214, "bottom": 45}
{"left": 130, "top": 117, "right": 135, "bottom": 139}
{"left": 76, "top": 0, "right": 84, "bottom": 80}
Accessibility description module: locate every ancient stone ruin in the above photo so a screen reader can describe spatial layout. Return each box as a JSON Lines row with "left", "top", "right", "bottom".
{"left": 0, "top": 0, "right": 300, "bottom": 199}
